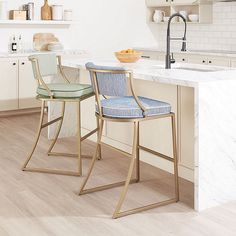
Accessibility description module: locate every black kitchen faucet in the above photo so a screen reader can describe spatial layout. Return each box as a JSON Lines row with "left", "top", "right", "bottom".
{"left": 165, "top": 13, "right": 187, "bottom": 69}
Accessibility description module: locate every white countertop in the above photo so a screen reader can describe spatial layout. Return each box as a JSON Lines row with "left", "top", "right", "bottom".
{"left": 62, "top": 57, "right": 236, "bottom": 88}
{"left": 134, "top": 47, "right": 236, "bottom": 58}
{"left": 0, "top": 49, "right": 89, "bottom": 58}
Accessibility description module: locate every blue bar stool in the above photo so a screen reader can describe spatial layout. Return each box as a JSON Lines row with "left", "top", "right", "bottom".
{"left": 22, "top": 54, "right": 101, "bottom": 176}
{"left": 79, "top": 62, "right": 179, "bottom": 218}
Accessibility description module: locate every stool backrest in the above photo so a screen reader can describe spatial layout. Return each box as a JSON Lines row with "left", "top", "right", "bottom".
{"left": 29, "top": 54, "right": 58, "bottom": 80}
{"left": 86, "top": 62, "right": 127, "bottom": 97}
{"left": 86, "top": 62, "right": 147, "bottom": 116}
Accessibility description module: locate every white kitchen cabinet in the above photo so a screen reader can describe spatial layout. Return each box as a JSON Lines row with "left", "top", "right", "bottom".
{"left": 231, "top": 61, "right": 236, "bottom": 68}
{"left": 0, "top": 59, "right": 18, "bottom": 111}
{"left": 178, "top": 86, "right": 194, "bottom": 170}
{"left": 19, "top": 59, "right": 40, "bottom": 109}
{"left": 174, "top": 54, "right": 188, "bottom": 63}
{"left": 141, "top": 51, "right": 159, "bottom": 60}
{"left": 171, "top": 0, "right": 196, "bottom": 4}
{"left": 207, "top": 56, "right": 230, "bottom": 67}
{"left": 78, "top": 69, "right": 97, "bottom": 132}
{"left": 146, "top": 0, "right": 169, "bottom": 7}
{"left": 188, "top": 55, "right": 231, "bottom": 67}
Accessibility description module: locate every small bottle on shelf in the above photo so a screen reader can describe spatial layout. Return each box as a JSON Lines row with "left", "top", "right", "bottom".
{"left": 18, "top": 35, "right": 23, "bottom": 53}
{"left": 11, "top": 35, "right": 18, "bottom": 53}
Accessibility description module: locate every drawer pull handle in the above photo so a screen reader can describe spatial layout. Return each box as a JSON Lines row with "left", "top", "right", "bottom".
{"left": 182, "top": 58, "right": 185, "bottom": 61}
{"left": 209, "top": 61, "right": 212, "bottom": 64}
{"left": 202, "top": 60, "right": 206, "bottom": 63}
{"left": 13, "top": 63, "right": 16, "bottom": 66}
{"left": 21, "top": 62, "right": 25, "bottom": 65}
{"left": 141, "top": 56, "right": 151, "bottom": 59}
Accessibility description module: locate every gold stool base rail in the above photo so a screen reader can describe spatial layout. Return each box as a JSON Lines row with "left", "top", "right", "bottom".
{"left": 113, "top": 198, "right": 178, "bottom": 219}
{"left": 22, "top": 167, "right": 81, "bottom": 177}
{"left": 80, "top": 179, "right": 138, "bottom": 195}
{"left": 48, "top": 152, "right": 78, "bottom": 157}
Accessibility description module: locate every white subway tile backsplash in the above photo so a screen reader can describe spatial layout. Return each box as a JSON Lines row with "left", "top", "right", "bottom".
{"left": 155, "top": 2, "right": 236, "bottom": 51}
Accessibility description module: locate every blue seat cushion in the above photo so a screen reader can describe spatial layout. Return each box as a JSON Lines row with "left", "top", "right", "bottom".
{"left": 37, "top": 83, "right": 94, "bottom": 98}
{"left": 97, "top": 96, "right": 171, "bottom": 118}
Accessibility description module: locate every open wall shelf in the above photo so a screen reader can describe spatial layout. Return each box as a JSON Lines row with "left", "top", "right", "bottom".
{"left": 146, "top": 0, "right": 213, "bottom": 24}
{"left": 0, "top": 20, "right": 75, "bottom": 26}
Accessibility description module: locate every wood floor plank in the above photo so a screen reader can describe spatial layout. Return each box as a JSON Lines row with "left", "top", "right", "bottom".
{"left": 0, "top": 113, "right": 235, "bottom": 236}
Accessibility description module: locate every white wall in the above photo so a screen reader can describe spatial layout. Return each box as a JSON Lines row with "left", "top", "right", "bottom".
{"left": 149, "top": 2, "right": 236, "bottom": 52}
{"left": 0, "top": 0, "right": 157, "bottom": 56}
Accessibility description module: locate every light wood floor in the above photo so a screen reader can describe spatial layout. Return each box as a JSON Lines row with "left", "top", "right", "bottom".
{"left": 0, "top": 113, "right": 236, "bottom": 236}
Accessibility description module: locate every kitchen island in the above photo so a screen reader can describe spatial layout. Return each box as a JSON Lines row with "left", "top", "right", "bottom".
{"left": 49, "top": 57, "right": 236, "bottom": 212}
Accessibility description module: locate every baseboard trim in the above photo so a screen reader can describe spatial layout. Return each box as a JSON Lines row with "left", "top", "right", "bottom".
{"left": 0, "top": 107, "right": 41, "bottom": 118}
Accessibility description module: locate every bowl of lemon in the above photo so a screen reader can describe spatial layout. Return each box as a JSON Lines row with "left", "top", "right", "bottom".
{"left": 115, "top": 49, "right": 142, "bottom": 63}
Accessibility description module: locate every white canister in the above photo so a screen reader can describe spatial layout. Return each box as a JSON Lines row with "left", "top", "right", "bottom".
{"left": 64, "top": 9, "right": 72, "bottom": 21}
{"left": 0, "top": 1, "right": 7, "bottom": 20}
{"left": 153, "top": 10, "right": 165, "bottom": 23}
{"left": 52, "top": 5, "right": 63, "bottom": 21}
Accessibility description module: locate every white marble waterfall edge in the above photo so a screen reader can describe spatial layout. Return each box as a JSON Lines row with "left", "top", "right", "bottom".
{"left": 48, "top": 57, "right": 236, "bottom": 212}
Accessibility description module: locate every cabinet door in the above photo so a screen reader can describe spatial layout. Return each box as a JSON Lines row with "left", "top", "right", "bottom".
{"left": 19, "top": 59, "right": 40, "bottom": 109}
{"left": 172, "top": 0, "right": 196, "bottom": 4}
{"left": 231, "top": 60, "right": 236, "bottom": 68}
{"left": 207, "top": 56, "right": 230, "bottom": 67}
{"left": 188, "top": 55, "right": 207, "bottom": 65}
{"left": 0, "top": 59, "right": 18, "bottom": 111}
{"left": 146, "top": 0, "right": 170, "bottom": 7}
{"left": 140, "top": 51, "right": 159, "bottom": 60}
{"left": 179, "top": 86, "right": 194, "bottom": 170}
{"left": 174, "top": 54, "right": 188, "bottom": 63}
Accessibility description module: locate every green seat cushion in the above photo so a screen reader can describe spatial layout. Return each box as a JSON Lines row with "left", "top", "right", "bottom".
{"left": 37, "top": 83, "right": 94, "bottom": 98}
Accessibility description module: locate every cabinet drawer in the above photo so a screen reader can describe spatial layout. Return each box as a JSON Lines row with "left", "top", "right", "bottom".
{"left": 188, "top": 55, "right": 207, "bottom": 65}
{"left": 174, "top": 55, "right": 188, "bottom": 63}
{"left": 207, "top": 56, "right": 230, "bottom": 67}
{"left": 140, "top": 51, "right": 159, "bottom": 60}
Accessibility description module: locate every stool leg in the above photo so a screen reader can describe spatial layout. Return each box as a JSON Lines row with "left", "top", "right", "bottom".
{"left": 79, "top": 118, "right": 104, "bottom": 194}
{"left": 136, "top": 122, "right": 140, "bottom": 182}
{"left": 22, "top": 100, "right": 45, "bottom": 170}
{"left": 112, "top": 121, "right": 139, "bottom": 219}
{"left": 171, "top": 113, "right": 179, "bottom": 202}
{"left": 47, "top": 101, "right": 66, "bottom": 155}
{"left": 96, "top": 116, "right": 102, "bottom": 160}
{"left": 77, "top": 102, "right": 82, "bottom": 176}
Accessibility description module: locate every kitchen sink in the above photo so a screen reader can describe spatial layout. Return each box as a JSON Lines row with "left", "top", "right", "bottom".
{"left": 151, "top": 64, "right": 226, "bottom": 72}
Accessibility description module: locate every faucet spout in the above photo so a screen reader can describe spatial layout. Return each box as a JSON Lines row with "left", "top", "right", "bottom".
{"left": 165, "top": 13, "right": 187, "bottom": 69}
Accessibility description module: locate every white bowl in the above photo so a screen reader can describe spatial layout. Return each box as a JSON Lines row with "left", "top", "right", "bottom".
{"left": 188, "top": 14, "right": 199, "bottom": 22}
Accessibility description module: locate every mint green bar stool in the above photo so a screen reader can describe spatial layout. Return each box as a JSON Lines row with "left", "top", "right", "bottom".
{"left": 22, "top": 54, "right": 100, "bottom": 176}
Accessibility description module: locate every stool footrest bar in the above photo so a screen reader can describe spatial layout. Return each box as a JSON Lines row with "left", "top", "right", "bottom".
{"left": 99, "top": 142, "right": 132, "bottom": 158}
{"left": 139, "top": 145, "right": 174, "bottom": 162}
{"left": 22, "top": 167, "right": 81, "bottom": 176}
{"left": 80, "top": 179, "right": 138, "bottom": 195}
{"left": 41, "top": 116, "right": 63, "bottom": 129}
{"left": 113, "top": 198, "right": 177, "bottom": 219}
{"left": 81, "top": 128, "right": 98, "bottom": 142}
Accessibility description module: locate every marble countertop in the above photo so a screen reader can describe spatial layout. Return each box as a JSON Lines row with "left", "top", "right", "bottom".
{"left": 62, "top": 57, "right": 236, "bottom": 88}
{"left": 0, "top": 49, "right": 88, "bottom": 58}
{"left": 134, "top": 46, "right": 236, "bottom": 58}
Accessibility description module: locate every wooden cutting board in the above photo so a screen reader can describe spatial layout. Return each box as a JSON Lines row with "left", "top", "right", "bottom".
{"left": 33, "top": 33, "right": 59, "bottom": 51}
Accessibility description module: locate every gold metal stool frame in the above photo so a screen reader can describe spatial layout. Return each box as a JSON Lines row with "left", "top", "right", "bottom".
{"left": 79, "top": 68, "right": 179, "bottom": 219}
{"left": 22, "top": 56, "right": 101, "bottom": 176}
